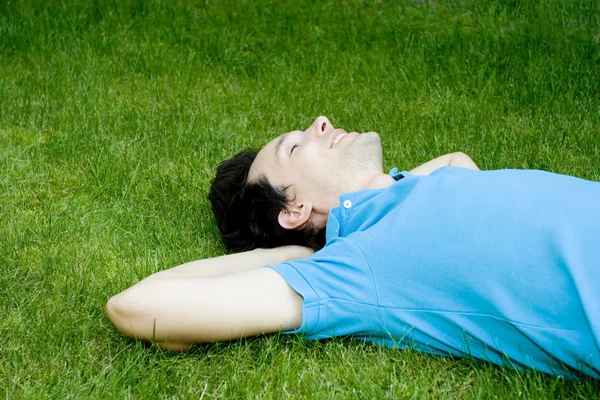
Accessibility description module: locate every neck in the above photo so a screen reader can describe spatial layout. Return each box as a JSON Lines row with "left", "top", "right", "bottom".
{"left": 364, "top": 172, "right": 396, "bottom": 190}
{"left": 311, "top": 172, "right": 396, "bottom": 230}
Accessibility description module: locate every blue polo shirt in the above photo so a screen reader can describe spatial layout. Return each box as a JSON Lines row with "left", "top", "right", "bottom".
{"left": 267, "top": 166, "right": 600, "bottom": 379}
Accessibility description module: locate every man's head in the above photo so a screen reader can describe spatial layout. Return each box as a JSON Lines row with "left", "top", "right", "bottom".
{"left": 209, "top": 116, "right": 390, "bottom": 252}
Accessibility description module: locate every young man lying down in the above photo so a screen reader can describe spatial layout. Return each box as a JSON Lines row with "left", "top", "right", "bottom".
{"left": 107, "top": 116, "right": 600, "bottom": 379}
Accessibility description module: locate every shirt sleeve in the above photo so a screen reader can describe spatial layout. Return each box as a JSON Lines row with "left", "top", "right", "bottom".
{"left": 266, "top": 237, "right": 383, "bottom": 340}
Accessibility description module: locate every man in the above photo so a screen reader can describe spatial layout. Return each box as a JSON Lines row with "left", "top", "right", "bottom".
{"left": 106, "top": 116, "right": 600, "bottom": 379}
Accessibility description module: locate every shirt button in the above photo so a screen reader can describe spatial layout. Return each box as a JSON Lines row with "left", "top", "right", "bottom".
{"left": 343, "top": 200, "right": 352, "bottom": 209}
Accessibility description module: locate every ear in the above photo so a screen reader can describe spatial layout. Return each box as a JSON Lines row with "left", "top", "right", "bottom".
{"left": 277, "top": 202, "right": 313, "bottom": 231}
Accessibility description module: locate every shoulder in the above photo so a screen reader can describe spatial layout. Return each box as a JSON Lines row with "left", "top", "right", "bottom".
{"left": 265, "top": 237, "right": 382, "bottom": 339}
{"left": 267, "top": 237, "right": 375, "bottom": 305}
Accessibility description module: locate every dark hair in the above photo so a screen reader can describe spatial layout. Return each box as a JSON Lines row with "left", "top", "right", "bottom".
{"left": 208, "top": 149, "right": 326, "bottom": 252}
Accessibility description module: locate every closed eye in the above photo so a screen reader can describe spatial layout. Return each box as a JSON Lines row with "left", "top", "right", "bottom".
{"left": 290, "top": 144, "right": 299, "bottom": 155}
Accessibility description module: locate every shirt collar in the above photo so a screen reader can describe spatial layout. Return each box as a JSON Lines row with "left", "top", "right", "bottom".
{"left": 326, "top": 188, "right": 382, "bottom": 242}
{"left": 325, "top": 168, "right": 404, "bottom": 242}
{"left": 388, "top": 167, "right": 405, "bottom": 181}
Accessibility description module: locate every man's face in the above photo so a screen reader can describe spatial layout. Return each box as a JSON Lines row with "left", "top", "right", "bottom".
{"left": 249, "top": 116, "right": 385, "bottom": 229}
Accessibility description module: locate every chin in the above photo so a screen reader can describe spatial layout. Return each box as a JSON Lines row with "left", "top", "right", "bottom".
{"left": 353, "top": 132, "right": 383, "bottom": 162}
{"left": 358, "top": 131, "right": 380, "bottom": 142}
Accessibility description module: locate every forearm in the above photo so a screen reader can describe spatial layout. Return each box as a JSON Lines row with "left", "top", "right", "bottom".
{"left": 143, "top": 245, "right": 314, "bottom": 281}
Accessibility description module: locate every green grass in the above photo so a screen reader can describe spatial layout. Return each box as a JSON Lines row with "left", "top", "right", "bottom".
{"left": 1, "top": 0, "right": 600, "bottom": 397}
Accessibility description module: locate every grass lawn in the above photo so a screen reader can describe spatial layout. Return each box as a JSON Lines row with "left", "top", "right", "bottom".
{"left": 2, "top": 0, "right": 600, "bottom": 397}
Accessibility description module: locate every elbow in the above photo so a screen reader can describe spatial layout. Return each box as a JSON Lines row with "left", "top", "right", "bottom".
{"left": 450, "top": 152, "right": 479, "bottom": 170}
{"left": 106, "top": 291, "right": 137, "bottom": 339}
{"left": 106, "top": 284, "right": 193, "bottom": 352}
{"left": 106, "top": 284, "right": 153, "bottom": 341}
{"left": 451, "top": 151, "right": 469, "bottom": 159}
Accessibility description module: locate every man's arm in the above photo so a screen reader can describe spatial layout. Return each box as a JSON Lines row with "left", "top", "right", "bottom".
{"left": 106, "top": 268, "right": 302, "bottom": 351}
{"left": 142, "top": 245, "right": 314, "bottom": 281}
{"left": 409, "top": 152, "right": 479, "bottom": 176}
{"left": 106, "top": 246, "right": 311, "bottom": 351}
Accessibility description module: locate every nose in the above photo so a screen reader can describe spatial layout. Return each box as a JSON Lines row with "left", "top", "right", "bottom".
{"left": 308, "top": 116, "right": 332, "bottom": 139}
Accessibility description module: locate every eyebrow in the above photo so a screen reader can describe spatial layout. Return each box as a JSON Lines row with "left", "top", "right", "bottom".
{"left": 274, "top": 133, "right": 289, "bottom": 163}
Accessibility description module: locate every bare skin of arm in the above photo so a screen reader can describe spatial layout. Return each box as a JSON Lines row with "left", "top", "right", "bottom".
{"left": 141, "top": 245, "right": 314, "bottom": 281}
{"left": 106, "top": 246, "right": 312, "bottom": 351}
{"left": 409, "top": 152, "right": 479, "bottom": 176}
{"left": 105, "top": 153, "right": 477, "bottom": 351}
